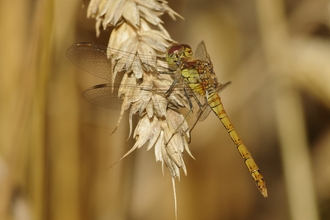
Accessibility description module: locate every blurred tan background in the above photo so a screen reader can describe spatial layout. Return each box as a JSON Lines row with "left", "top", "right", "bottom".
{"left": 1, "top": 0, "right": 330, "bottom": 219}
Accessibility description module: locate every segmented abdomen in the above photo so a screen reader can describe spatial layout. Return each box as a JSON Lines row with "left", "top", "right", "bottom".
{"left": 207, "top": 91, "right": 268, "bottom": 197}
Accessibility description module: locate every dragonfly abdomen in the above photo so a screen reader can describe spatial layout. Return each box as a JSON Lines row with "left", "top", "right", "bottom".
{"left": 207, "top": 92, "right": 268, "bottom": 197}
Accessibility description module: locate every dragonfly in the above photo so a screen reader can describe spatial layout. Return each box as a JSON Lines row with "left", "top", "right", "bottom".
{"left": 166, "top": 41, "right": 268, "bottom": 197}
{"left": 66, "top": 42, "right": 230, "bottom": 134}
{"left": 66, "top": 41, "right": 267, "bottom": 197}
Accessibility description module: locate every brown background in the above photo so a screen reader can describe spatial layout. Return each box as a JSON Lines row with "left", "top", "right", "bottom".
{"left": 1, "top": 0, "right": 330, "bottom": 219}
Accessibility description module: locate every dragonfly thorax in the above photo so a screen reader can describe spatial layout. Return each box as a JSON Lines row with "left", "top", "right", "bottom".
{"left": 182, "top": 60, "right": 219, "bottom": 91}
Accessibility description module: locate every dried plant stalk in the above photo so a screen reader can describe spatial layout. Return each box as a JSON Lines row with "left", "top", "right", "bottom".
{"left": 85, "top": 0, "right": 188, "bottom": 218}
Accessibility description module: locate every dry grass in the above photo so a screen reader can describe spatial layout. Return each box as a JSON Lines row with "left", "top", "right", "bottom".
{"left": 1, "top": 0, "right": 330, "bottom": 219}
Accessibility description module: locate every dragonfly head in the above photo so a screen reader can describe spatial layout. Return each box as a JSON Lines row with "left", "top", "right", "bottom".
{"left": 166, "top": 44, "right": 193, "bottom": 68}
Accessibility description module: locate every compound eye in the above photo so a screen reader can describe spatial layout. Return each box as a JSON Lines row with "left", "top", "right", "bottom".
{"left": 167, "top": 45, "right": 181, "bottom": 57}
{"left": 180, "top": 44, "right": 193, "bottom": 58}
{"left": 172, "top": 55, "right": 179, "bottom": 64}
{"left": 185, "top": 49, "right": 192, "bottom": 58}
{"left": 166, "top": 52, "right": 180, "bottom": 67}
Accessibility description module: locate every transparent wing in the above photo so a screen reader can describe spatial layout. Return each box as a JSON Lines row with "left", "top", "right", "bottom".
{"left": 81, "top": 83, "right": 174, "bottom": 110}
{"left": 81, "top": 80, "right": 229, "bottom": 127}
{"left": 66, "top": 42, "right": 168, "bottom": 82}
{"left": 67, "top": 43, "right": 113, "bottom": 81}
{"left": 193, "top": 41, "right": 211, "bottom": 62}
{"left": 82, "top": 84, "right": 124, "bottom": 109}
{"left": 67, "top": 42, "right": 174, "bottom": 110}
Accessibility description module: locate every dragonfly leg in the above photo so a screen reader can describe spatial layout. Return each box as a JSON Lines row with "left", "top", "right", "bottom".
{"left": 182, "top": 87, "right": 203, "bottom": 144}
{"left": 164, "top": 77, "right": 180, "bottom": 97}
{"left": 164, "top": 86, "right": 205, "bottom": 146}
{"left": 185, "top": 89, "right": 208, "bottom": 143}
{"left": 164, "top": 86, "right": 192, "bottom": 146}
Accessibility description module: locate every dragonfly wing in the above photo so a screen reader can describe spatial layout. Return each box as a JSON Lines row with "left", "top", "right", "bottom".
{"left": 194, "top": 41, "right": 211, "bottom": 62}
{"left": 198, "top": 105, "right": 212, "bottom": 122}
{"left": 81, "top": 83, "right": 175, "bottom": 111}
{"left": 216, "top": 81, "right": 231, "bottom": 92}
{"left": 67, "top": 42, "right": 170, "bottom": 82}
{"left": 82, "top": 84, "right": 123, "bottom": 110}
{"left": 66, "top": 43, "right": 113, "bottom": 81}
